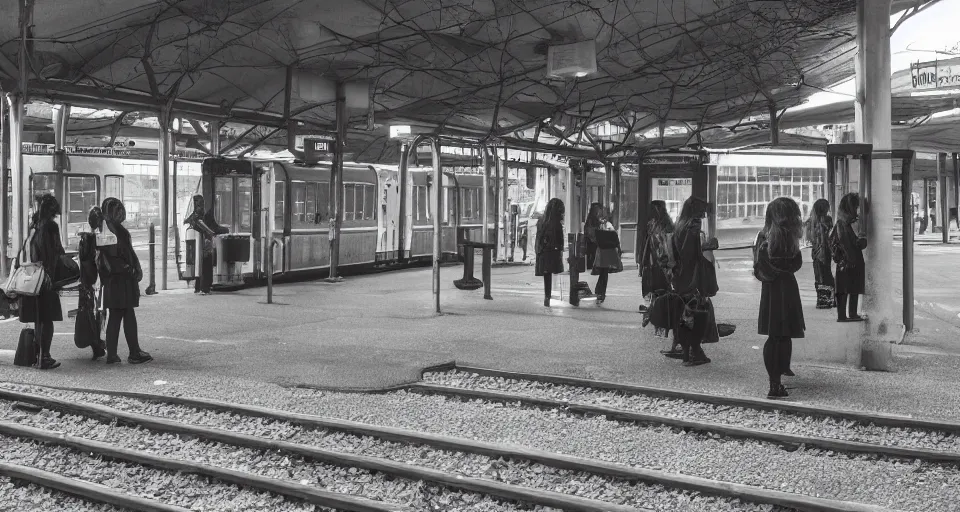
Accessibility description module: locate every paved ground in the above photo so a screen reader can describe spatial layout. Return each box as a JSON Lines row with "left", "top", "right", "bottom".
{"left": 1, "top": 241, "right": 959, "bottom": 423}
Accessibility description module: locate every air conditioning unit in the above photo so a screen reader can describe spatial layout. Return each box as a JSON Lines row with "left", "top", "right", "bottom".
{"left": 546, "top": 40, "right": 597, "bottom": 79}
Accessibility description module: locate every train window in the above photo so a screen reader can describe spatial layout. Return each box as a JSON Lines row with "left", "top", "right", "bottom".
{"left": 274, "top": 181, "right": 285, "bottom": 229}
{"left": 67, "top": 176, "right": 97, "bottom": 224}
{"left": 214, "top": 177, "right": 234, "bottom": 227}
{"left": 291, "top": 182, "right": 306, "bottom": 224}
{"left": 317, "top": 182, "right": 329, "bottom": 223}
{"left": 305, "top": 182, "right": 317, "bottom": 224}
{"left": 105, "top": 176, "right": 123, "bottom": 200}
{"left": 363, "top": 184, "right": 375, "bottom": 220}
{"left": 420, "top": 186, "right": 429, "bottom": 219}
{"left": 32, "top": 174, "right": 57, "bottom": 199}
{"left": 444, "top": 188, "right": 454, "bottom": 224}
{"left": 344, "top": 184, "right": 356, "bottom": 221}
{"left": 290, "top": 181, "right": 320, "bottom": 229}
{"left": 238, "top": 177, "right": 253, "bottom": 232}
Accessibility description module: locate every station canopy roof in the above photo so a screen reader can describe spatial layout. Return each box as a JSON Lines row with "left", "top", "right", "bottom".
{"left": 0, "top": 0, "right": 938, "bottom": 163}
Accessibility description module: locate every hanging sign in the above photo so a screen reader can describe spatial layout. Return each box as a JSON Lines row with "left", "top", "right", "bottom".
{"left": 892, "top": 57, "right": 960, "bottom": 94}
{"left": 304, "top": 137, "right": 336, "bottom": 163}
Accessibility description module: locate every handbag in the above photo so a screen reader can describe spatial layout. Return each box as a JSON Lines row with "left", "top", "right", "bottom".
{"left": 13, "top": 328, "right": 39, "bottom": 367}
{"left": 3, "top": 230, "right": 47, "bottom": 299}
{"left": 53, "top": 254, "right": 81, "bottom": 290}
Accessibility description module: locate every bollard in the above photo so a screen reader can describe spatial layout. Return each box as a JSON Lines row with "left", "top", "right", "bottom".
{"left": 266, "top": 238, "right": 280, "bottom": 304}
{"left": 482, "top": 247, "right": 492, "bottom": 300}
{"left": 145, "top": 223, "right": 157, "bottom": 295}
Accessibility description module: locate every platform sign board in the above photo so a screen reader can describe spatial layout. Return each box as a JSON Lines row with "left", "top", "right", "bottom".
{"left": 892, "top": 57, "right": 960, "bottom": 95}
{"left": 304, "top": 137, "right": 335, "bottom": 163}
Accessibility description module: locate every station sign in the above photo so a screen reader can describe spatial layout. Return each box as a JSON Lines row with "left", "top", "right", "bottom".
{"left": 892, "top": 57, "right": 960, "bottom": 95}
{"left": 304, "top": 137, "right": 336, "bottom": 163}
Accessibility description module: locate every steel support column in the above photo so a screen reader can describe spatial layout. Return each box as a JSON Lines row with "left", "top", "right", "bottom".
{"left": 901, "top": 152, "right": 915, "bottom": 332}
{"left": 481, "top": 146, "right": 490, "bottom": 243}
{"left": 158, "top": 108, "right": 171, "bottom": 291}
{"left": 431, "top": 137, "right": 442, "bottom": 314}
{"left": 635, "top": 154, "right": 649, "bottom": 263}
{"left": 500, "top": 147, "right": 509, "bottom": 262}
{"left": 397, "top": 141, "right": 410, "bottom": 261}
{"left": 938, "top": 153, "right": 948, "bottom": 243}
{"left": 706, "top": 163, "right": 718, "bottom": 239}
{"left": 853, "top": 0, "right": 894, "bottom": 369}
{"left": 210, "top": 121, "right": 221, "bottom": 156}
{"left": 0, "top": 89, "right": 6, "bottom": 278}
{"left": 328, "top": 82, "right": 346, "bottom": 281}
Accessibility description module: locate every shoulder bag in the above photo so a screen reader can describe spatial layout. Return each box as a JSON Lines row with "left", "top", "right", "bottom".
{"left": 2, "top": 229, "right": 47, "bottom": 299}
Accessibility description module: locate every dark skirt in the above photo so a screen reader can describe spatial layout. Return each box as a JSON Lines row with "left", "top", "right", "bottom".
{"left": 591, "top": 247, "right": 622, "bottom": 275}
{"left": 74, "top": 286, "right": 102, "bottom": 348}
{"left": 102, "top": 276, "right": 140, "bottom": 309}
{"left": 835, "top": 265, "right": 865, "bottom": 295}
{"left": 535, "top": 249, "right": 564, "bottom": 276}
{"left": 19, "top": 288, "right": 63, "bottom": 323}
{"left": 758, "top": 274, "right": 805, "bottom": 338}
{"left": 641, "top": 266, "right": 671, "bottom": 299}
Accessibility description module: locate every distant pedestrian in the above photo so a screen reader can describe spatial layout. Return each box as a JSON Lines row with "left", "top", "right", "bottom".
{"left": 18, "top": 193, "right": 66, "bottom": 370}
{"left": 754, "top": 197, "right": 805, "bottom": 399}
{"left": 832, "top": 193, "right": 867, "bottom": 322}
{"left": 98, "top": 197, "right": 152, "bottom": 365}
{"left": 74, "top": 207, "right": 107, "bottom": 360}
{"left": 805, "top": 199, "right": 835, "bottom": 309}
{"left": 535, "top": 198, "right": 565, "bottom": 307}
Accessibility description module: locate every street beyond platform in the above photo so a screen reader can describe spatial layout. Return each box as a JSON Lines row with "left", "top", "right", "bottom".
{"left": 0, "top": 244, "right": 959, "bottom": 423}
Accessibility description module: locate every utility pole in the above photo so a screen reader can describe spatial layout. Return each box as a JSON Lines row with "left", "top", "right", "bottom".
{"left": 328, "top": 82, "right": 346, "bottom": 282}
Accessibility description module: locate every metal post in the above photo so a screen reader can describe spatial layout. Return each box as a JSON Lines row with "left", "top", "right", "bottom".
{"left": 397, "top": 141, "right": 410, "bottom": 261}
{"left": 826, "top": 155, "right": 837, "bottom": 218}
{"left": 158, "top": 108, "right": 171, "bottom": 291}
{"left": 635, "top": 153, "right": 648, "bottom": 262}
{"left": 267, "top": 238, "right": 276, "bottom": 304}
{"left": 482, "top": 247, "right": 492, "bottom": 300}
{"left": 854, "top": 0, "right": 894, "bottom": 369}
{"left": 481, "top": 147, "right": 490, "bottom": 243}
{"left": 328, "top": 82, "right": 346, "bottom": 281}
{"left": 0, "top": 88, "right": 7, "bottom": 279}
{"left": 500, "top": 146, "right": 509, "bottom": 262}
{"left": 210, "top": 121, "right": 221, "bottom": 156}
{"left": 7, "top": 93, "right": 25, "bottom": 263}
{"left": 146, "top": 223, "right": 157, "bottom": 295}
{"left": 902, "top": 154, "right": 914, "bottom": 331}
{"left": 431, "top": 137, "right": 442, "bottom": 314}
{"left": 769, "top": 103, "right": 779, "bottom": 146}
{"left": 859, "top": 154, "right": 872, "bottom": 239}
{"left": 706, "top": 164, "right": 718, "bottom": 239}
{"left": 938, "top": 153, "right": 948, "bottom": 243}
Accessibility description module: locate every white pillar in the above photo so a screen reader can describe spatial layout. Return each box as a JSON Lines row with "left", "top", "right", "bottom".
{"left": 853, "top": 0, "right": 894, "bottom": 369}
{"left": 481, "top": 147, "right": 490, "bottom": 243}
{"left": 431, "top": 138, "right": 441, "bottom": 313}
{"left": 6, "top": 93, "right": 25, "bottom": 260}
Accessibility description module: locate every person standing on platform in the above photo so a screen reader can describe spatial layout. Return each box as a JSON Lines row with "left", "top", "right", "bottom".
{"left": 184, "top": 195, "right": 229, "bottom": 295}
{"left": 18, "top": 194, "right": 66, "bottom": 370}
{"left": 75, "top": 207, "right": 107, "bottom": 360}
{"left": 534, "top": 198, "right": 565, "bottom": 307}
{"left": 754, "top": 197, "right": 805, "bottom": 399}
{"left": 639, "top": 200, "right": 674, "bottom": 312}
{"left": 670, "top": 196, "right": 719, "bottom": 366}
{"left": 805, "top": 199, "right": 835, "bottom": 309}
{"left": 98, "top": 198, "right": 152, "bottom": 365}
{"left": 832, "top": 193, "right": 867, "bottom": 322}
{"left": 584, "top": 204, "right": 622, "bottom": 305}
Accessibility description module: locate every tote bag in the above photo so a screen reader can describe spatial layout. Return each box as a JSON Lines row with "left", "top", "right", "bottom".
{"left": 2, "top": 230, "right": 46, "bottom": 299}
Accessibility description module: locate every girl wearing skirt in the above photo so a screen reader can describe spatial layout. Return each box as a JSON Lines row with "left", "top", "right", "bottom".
{"left": 754, "top": 197, "right": 805, "bottom": 398}
{"left": 535, "top": 198, "right": 565, "bottom": 307}
{"left": 805, "top": 199, "right": 835, "bottom": 309}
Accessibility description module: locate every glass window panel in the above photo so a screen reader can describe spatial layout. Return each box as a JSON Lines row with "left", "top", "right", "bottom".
{"left": 802, "top": 184, "right": 810, "bottom": 202}
{"left": 291, "top": 182, "right": 306, "bottom": 226}
{"left": 421, "top": 186, "right": 429, "bottom": 218}
{"left": 274, "top": 182, "right": 285, "bottom": 228}
{"left": 32, "top": 175, "right": 58, "bottom": 199}
{"left": 67, "top": 176, "right": 98, "bottom": 224}
{"left": 214, "top": 177, "right": 234, "bottom": 227}
{"left": 365, "top": 185, "right": 376, "bottom": 220}
{"left": 344, "top": 184, "right": 355, "bottom": 221}
{"left": 105, "top": 176, "right": 123, "bottom": 200}
{"left": 305, "top": 182, "right": 317, "bottom": 224}
{"left": 317, "top": 182, "right": 330, "bottom": 223}
{"left": 238, "top": 177, "right": 252, "bottom": 231}
{"left": 773, "top": 184, "right": 781, "bottom": 197}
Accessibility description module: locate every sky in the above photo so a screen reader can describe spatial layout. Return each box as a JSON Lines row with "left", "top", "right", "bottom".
{"left": 798, "top": 1, "right": 960, "bottom": 109}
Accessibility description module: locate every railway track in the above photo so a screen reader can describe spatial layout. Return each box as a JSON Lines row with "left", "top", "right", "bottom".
{"left": 0, "top": 365, "right": 956, "bottom": 511}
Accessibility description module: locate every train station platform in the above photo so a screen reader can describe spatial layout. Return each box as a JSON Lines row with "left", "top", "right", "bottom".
{"left": 0, "top": 244, "right": 959, "bottom": 423}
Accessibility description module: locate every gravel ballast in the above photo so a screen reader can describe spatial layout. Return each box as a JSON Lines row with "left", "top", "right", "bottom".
{"left": 4, "top": 383, "right": 959, "bottom": 511}
{"left": 0, "top": 401, "right": 549, "bottom": 512}
{"left": 422, "top": 370, "right": 960, "bottom": 453}
{"left": 0, "top": 476, "right": 131, "bottom": 512}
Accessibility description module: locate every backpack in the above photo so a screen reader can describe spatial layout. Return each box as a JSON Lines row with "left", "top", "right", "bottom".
{"left": 828, "top": 225, "right": 848, "bottom": 267}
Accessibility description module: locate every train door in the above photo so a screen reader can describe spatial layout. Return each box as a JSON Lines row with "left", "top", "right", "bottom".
{"left": 200, "top": 159, "right": 259, "bottom": 287}
{"left": 441, "top": 173, "right": 458, "bottom": 256}
{"left": 377, "top": 170, "right": 400, "bottom": 260}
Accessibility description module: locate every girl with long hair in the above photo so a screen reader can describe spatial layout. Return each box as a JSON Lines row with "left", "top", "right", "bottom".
{"left": 806, "top": 199, "right": 835, "bottom": 309}
{"left": 18, "top": 193, "right": 66, "bottom": 369}
{"left": 534, "top": 198, "right": 565, "bottom": 307}
{"left": 669, "top": 196, "right": 719, "bottom": 366}
{"left": 74, "top": 207, "right": 107, "bottom": 359}
{"left": 639, "top": 200, "right": 674, "bottom": 307}
{"left": 98, "top": 197, "right": 152, "bottom": 364}
{"left": 584, "top": 203, "right": 621, "bottom": 304}
{"left": 754, "top": 197, "right": 805, "bottom": 398}
{"left": 184, "top": 194, "right": 229, "bottom": 294}
{"left": 834, "top": 193, "right": 867, "bottom": 322}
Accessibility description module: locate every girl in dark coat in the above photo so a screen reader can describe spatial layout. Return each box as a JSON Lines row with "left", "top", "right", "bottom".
{"left": 754, "top": 197, "right": 805, "bottom": 399}
{"left": 584, "top": 203, "right": 620, "bottom": 304}
{"left": 98, "top": 197, "right": 152, "bottom": 365}
{"left": 184, "top": 195, "right": 229, "bottom": 295}
{"left": 74, "top": 207, "right": 107, "bottom": 359}
{"left": 805, "top": 199, "right": 835, "bottom": 309}
{"left": 19, "top": 194, "right": 65, "bottom": 369}
{"left": 639, "top": 201, "right": 674, "bottom": 305}
{"left": 535, "top": 198, "right": 565, "bottom": 307}
{"left": 670, "top": 196, "right": 719, "bottom": 366}
{"left": 834, "top": 193, "right": 867, "bottom": 322}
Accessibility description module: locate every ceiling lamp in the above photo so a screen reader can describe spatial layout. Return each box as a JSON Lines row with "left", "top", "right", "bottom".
{"left": 546, "top": 40, "right": 597, "bottom": 80}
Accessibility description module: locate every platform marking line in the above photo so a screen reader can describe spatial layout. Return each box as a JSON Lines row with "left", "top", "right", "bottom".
{"left": 151, "top": 335, "right": 232, "bottom": 345}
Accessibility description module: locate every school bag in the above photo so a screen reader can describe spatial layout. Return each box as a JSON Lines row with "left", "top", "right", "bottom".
{"left": 828, "top": 225, "right": 849, "bottom": 268}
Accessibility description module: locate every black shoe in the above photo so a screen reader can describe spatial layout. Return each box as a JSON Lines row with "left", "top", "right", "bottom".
{"left": 92, "top": 342, "right": 106, "bottom": 361}
{"left": 544, "top": 298, "right": 551, "bottom": 307}
{"left": 638, "top": 305, "right": 648, "bottom": 313}
{"left": 683, "top": 355, "right": 711, "bottom": 367}
{"left": 782, "top": 369, "right": 796, "bottom": 377}
{"left": 39, "top": 357, "right": 60, "bottom": 370}
{"left": 767, "top": 384, "right": 789, "bottom": 399}
{"left": 106, "top": 354, "right": 122, "bottom": 364}
{"left": 128, "top": 351, "right": 153, "bottom": 364}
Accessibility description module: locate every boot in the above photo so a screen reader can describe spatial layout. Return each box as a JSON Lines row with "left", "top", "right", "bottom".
{"left": 91, "top": 340, "right": 106, "bottom": 361}
{"left": 128, "top": 350, "right": 153, "bottom": 364}
{"left": 767, "top": 382, "right": 789, "bottom": 399}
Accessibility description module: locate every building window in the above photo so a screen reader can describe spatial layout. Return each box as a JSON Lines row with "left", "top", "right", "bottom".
{"left": 105, "top": 176, "right": 123, "bottom": 201}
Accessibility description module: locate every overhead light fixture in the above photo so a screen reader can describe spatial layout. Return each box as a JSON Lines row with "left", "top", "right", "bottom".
{"left": 575, "top": 72, "right": 588, "bottom": 78}
{"left": 389, "top": 125, "right": 412, "bottom": 139}
{"left": 546, "top": 40, "right": 597, "bottom": 80}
